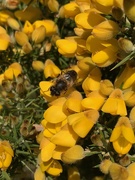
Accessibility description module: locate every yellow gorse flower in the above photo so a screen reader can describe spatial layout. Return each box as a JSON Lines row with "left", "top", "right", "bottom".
{"left": 101, "top": 88, "right": 127, "bottom": 116}
{"left": 4, "top": 62, "right": 22, "bottom": 80}
{"left": 56, "top": 39, "right": 77, "bottom": 57}
{"left": 110, "top": 117, "right": 135, "bottom": 155}
{"left": 0, "top": 141, "right": 14, "bottom": 170}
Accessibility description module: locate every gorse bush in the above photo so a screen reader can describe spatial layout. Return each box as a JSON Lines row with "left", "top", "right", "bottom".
{"left": 1, "top": 0, "right": 135, "bottom": 180}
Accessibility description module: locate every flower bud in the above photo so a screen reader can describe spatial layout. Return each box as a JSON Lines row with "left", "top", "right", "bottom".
{"left": 22, "top": 42, "right": 32, "bottom": 54}
{"left": 15, "top": 31, "right": 29, "bottom": 46}
{"left": 99, "top": 159, "right": 112, "bottom": 174}
{"left": 48, "top": 0, "right": 59, "bottom": 12}
{"left": 32, "top": 25, "right": 46, "bottom": 44}
{"left": 15, "top": 83, "right": 24, "bottom": 94}
{"left": 20, "top": 126, "right": 28, "bottom": 137}
{"left": 112, "top": 6, "right": 123, "bottom": 20}
{"left": 7, "top": 17, "right": 20, "bottom": 30}
{"left": 91, "top": 134, "right": 103, "bottom": 146}
{"left": 0, "top": 10, "right": 14, "bottom": 24}
{"left": 119, "top": 155, "right": 130, "bottom": 167}
{"left": 23, "top": 21, "right": 34, "bottom": 37}
{"left": 2, "top": 80, "right": 13, "bottom": 92}
{"left": 118, "top": 38, "right": 134, "bottom": 53}
{"left": 124, "top": 0, "right": 135, "bottom": 22}
{"left": 32, "top": 60, "right": 44, "bottom": 72}
{"left": 0, "top": 33, "right": 10, "bottom": 50}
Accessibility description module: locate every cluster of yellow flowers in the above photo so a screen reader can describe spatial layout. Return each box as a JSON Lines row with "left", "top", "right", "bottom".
{"left": 37, "top": 0, "right": 135, "bottom": 179}
{"left": 1, "top": 0, "right": 135, "bottom": 179}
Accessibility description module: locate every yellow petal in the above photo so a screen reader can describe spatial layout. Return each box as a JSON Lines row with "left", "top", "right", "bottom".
{"left": 23, "top": 20, "right": 34, "bottom": 36}
{"left": 68, "top": 110, "right": 99, "bottom": 138}
{"left": 32, "top": 25, "right": 46, "bottom": 44}
{"left": 51, "top": 125, "right": 78, "bottom": 147}
{"left": 77, "top": 57, "right": 95, "bottom": 72}
{"left": 127, "top": 162, "right": 135, "bottom": 177}
{"left": 39, "top": 81, "right": 53, "bottom": 96}
{"left": 122, "top": 126, "right": 135, "bottom": 143}
{"left": 41, "top": 142, "right": 56, "bottom": 162}
{"left": 87, "top": 10, "right": 106, "bottom": 28}
{"left": 43, "top": 128, "right": 54, "bottom": 138}
{"left": 44, "top": 59, "right": 61, "bottom": 78}
{"left": 3, "top": 153, "right": 12, "bottom": 168}
{"left": 92, "top": 47, "right": 117, "bottom": 64}
{"left": 61, "top": 145, "right": 84, "bottom": 164}
{"left": 110, "top": 127, "right": 122, "bottom": 142}
{"left": 116, "top": 99, "right": 127, "bottom": 116}
{"left": 123, "top": 91, "right": 135, "bottom": 107}
{"left": 99, "top": 79, "right": 114, "bottom": 96}
{"left": 82, "top": 67, "right": 101, "bottom": 93}
{"left": 109, "top": 163, "right": 128, "bottom": 180}
{"left": 0, "top": 10, "right": 14, "bottom": 23}
{"left": 46, "top": 159, "right": 62, "bottom": 176}
{"left": 112, "top": 136, "right": 132, "bottom": 154}
{"left": 75, "top": 12, "right": 92, "bottom": 29}
{"left": 92, "top": 20, "right": 119, "bottom": 40}
{"left": 0, "top": 26, "right": 7, "bottom": 34}
{"left": 86, "top": 35, "right": 104, "bottom": 53}
{"left": 101, "top": 98, "right": 118, "bottom": 114}
{"left": 44, "top": 105, "right": 67, "bottom": 123}
{"left": 33, "top": 20, "right": 58, "bottom": 36}
{"left": 49, "top": 97, "right": 66, "bottom": 106}
{"left": 56, "top": 39, "right": 77, "bottom": 57}
{"left": 40, "top": 158, "right": 53, "bottom": 172}
{"left": 81, "top": 91, "right": 105, "bottom": 110}
{"left": 71, "top": 115, "right": 95, "bottom": 138}
{"left": 63, "top": 2, "right": 80, "bottom": 18}
{"left": 34, "top": 167, "right": 46, "bottom": 180}
{"left": 0, "top": 33, "right": 10, "bottom": 50}
{"left": 124, "top": 0, "right": 135, "bottom": 22}
{"left": 52, "top": 146, "right": 69, "bottom": 160}
{"left": 129, "top": 106, "right": 135, "bottom": 121}
{"left": 0, "top": 160, "right": 3, "bottom": 168}
{"left": 96, "top": 0, "right": 113, "bottom": 6}
{"left": 64, "top": 98, "right": 82, "bottom": 113}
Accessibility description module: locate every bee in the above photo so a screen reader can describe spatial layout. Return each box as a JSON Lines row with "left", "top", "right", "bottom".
{"left": 50, "top": 70, "right": 77, "bottom": 96}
